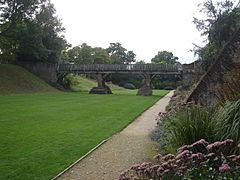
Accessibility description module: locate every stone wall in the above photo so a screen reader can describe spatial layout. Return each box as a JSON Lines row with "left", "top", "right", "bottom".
{"left": 186, "top": 28, "right": 240, "bottom": 105}
{"left": 17, "top": 61, "right": 58, "bottom": 86}
{"left": 182, "top": 61, "right": 203, "bottom": 86}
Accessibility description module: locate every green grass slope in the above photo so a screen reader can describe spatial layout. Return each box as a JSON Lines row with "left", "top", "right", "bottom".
{"left": 0, "top": 64, "right": 57, "bottom": 94}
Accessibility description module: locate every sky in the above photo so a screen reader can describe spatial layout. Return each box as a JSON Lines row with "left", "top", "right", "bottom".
{"left": 51, "top": 0, "right": 205, "bottom": 64}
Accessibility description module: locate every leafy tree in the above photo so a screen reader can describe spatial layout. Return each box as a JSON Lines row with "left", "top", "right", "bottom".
{"left": 67, "top": 43, "right": 111, "bottom": 64}
{"left": 193, "top": 0, "right": 240, "bottom": 70}
{"left": 151, "top": 51, "right": 180, "bottom": 89}
{"left": 0, "top": 1, "right": 67, "bottom": 63}
{"left": 107, "top": 42, "right": 136, "bottom": 64}
{"left": 0, "top": 0, "right": 46, "bottom": 37}
{"left": 92, "top": 47, "right": 111, "bottom": 64}
{"left": 36, "top": 2, "right": 68, "bottom": 62}
{"left": 126, "top": 51, "right": 136, "bottom": 64}
{"left": 151, "top": 50, "right": 179, "bottom": 64}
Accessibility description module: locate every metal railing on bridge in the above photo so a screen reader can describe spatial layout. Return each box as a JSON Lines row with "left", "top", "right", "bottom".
{"left": 57, "top": 64, "right": 182, "bottom": 74}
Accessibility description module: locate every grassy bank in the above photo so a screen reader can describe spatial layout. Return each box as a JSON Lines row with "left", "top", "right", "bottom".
{"left": 0, "top": 64, "right": 57, "bottom": 94}
{"left": 0, "top": 90, "right": 168, "bottom": 179}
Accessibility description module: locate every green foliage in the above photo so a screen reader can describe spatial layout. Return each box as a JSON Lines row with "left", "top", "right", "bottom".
{"left": 0, "top": 0, "right": 45, "bottom": 36}
{"left": 107, "top": 42, "right": 136, "bottom": 64}
{"left": 109, "top": 74, "right": 142, "bottom": 89}
{"left": 151, "top": 50, "right": 179, "bottom": 64}
{"left": 92, "top": 47, "right": 111, "bottom": 64}
{"left": 152, "top": 75, "right": 181, "bottom": 90}
{"left": 123, "top": 83, "right": 136, "bottom": 89}
{"left": 154, "top": 105, "right": 216, "bottom": 153}
{"left": 0, "top": 1, "right": 67, "bottom": 63}
{"left": 0, "top": 90, "right": 167, "bottom": 179}
{"left": 66, "top": 43, "right": 111, "bottom": 64}
{"left": 153, "top": 99, "right": 240, "bottom": 154}
{"left": 150, "top": 51, "right": 180, "bottom": 89}
{"left": 214, "top": 99, "right": 240, "bottom": 149}
{"left": 193, "top": 0, "right": 240, "bottom": 70}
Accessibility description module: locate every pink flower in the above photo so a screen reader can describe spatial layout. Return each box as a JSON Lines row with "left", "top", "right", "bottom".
{"left": 207, "top": 141, "right": 223, "bottom": 152}
{"left": 176, "top": 150, "right": 191, "bottom": 159}
{"left": 154, "top": 154, "right": 162, "bottom": 161}
{"left": 219, "top": 163, "right": 231, "bottom": 173}
{"left": 191, "top": 153, "right": 205, "bottom": 161}
{"left": 190, "top": 139, "right": 209, "bottom": 148}
{"left": 162, "top": 154, "right": 175, "bottom": 161}
{"left": 205, "top": 153, "right": 216, "bottom": 159}
{"left": 177, "top": 145, "right": 190, "bottom": 153}
{"left": 130, "top": 164, "right": 140, "bottom": 170}
{"left": 232, "top": 155, "right": 240, "bottom": 162}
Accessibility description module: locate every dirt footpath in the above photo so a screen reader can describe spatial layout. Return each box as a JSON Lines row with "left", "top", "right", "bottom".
{"left": 56, "top": 91, "right": 173, "bottom": 180}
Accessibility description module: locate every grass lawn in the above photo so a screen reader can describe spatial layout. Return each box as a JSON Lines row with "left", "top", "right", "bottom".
{"left": 0, "top": 90, "right": 169, "bottom": 180}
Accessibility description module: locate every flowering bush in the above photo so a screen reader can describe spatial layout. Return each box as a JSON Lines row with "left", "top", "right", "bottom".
{"left": 119, "top": 139, "right": 240, "bottom": 179}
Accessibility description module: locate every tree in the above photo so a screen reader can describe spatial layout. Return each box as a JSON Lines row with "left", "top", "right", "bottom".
{"left": 193, "top": 0, "right": 240, "bottom": 70}
{"left": 0, "top": 0, "right": 46, "bottom": 37}
{"left": 67, "top": 43, "right": 93, "bottom": 64}
{"left": 36, "top": 2, "right": 68, "bottom": 62}
{"left": 107, "top": 42, "right": 136, "bottom": 64}
{"left": 151, "top": 51, "right": 180, "bottom": 89}
{"left": 92, "top": 47, "right": 111, "bottom": 64}
{"left": 126, "top": 51, "right": 136, "bottom": 64}
{"left": 151, "top": 51, "right": 178, "bottom": 64}
{"left": 67, "top": 43, "right": 111, "bottom": 64}
{"left": 0, "top": 1, "right": 68, "bottom": 63}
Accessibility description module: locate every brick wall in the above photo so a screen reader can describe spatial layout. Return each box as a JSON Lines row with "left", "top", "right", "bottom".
{"left": 186, "top": 29, "right": 240, "bottom": 105}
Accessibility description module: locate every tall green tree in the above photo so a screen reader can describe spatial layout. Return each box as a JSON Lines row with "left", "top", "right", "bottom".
{"left": 0, "top": 0, "right": 68, "bottom": 63}
{"left": 0, "top": 0, "right": 46, "bottom": 37}
{"left": 151, "top": 51, "right": 179, "bottom": 64}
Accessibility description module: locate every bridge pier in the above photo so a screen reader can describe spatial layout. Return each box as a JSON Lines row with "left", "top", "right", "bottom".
{"left": 89, "top": 73, "right": 112, "bottom": 94}
{"left": 137, "top": 74, "right": 154, "bottom": 96}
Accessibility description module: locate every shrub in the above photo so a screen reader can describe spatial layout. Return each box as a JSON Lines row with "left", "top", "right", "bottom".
{"left": 123, "top": 83, "right": 136, "bottom": 89}
{"left": 119, "top": 139, "right": 240, "bottom": 180}
{"left": 214, "top": 99, "right": 240, "bottom": 152}
{"left": 164, "top": 86, "right": 174, "bottom": 90}
{"left": 152, "top": 104, "right": 216, "bottom": 153}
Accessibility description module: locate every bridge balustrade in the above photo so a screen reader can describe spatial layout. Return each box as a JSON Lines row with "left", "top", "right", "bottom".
{"left": 57, "top": 64, "right": 181, "bottom": 74}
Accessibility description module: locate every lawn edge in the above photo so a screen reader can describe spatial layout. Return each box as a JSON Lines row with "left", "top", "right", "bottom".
{"left": 51, "top": 91, "right": 170, "bottom": 179}
{"left": 52, "top": 137, "right": 111, "bottom": 180}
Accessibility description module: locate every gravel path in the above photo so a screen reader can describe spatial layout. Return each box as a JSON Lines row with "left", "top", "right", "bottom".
{"left": 56, "top": 91, "right": 173, "bottom": 180}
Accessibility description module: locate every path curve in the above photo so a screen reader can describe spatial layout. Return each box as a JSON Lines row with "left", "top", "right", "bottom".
{"left": 56, "top": 91, "right": 174, "bottom": 180}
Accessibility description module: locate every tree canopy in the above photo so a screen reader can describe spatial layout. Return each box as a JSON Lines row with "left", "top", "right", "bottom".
{"left": 107, "top": 42, "right": 136, "bottom": 64}
{"left": 151, "top": 51, "right": 179, "bottom": 64}
{"left": 66, "top": 43, "right": 111, "bottom": 64}
{"left": 0, "top": 0, "right": 68, "bottom": 63}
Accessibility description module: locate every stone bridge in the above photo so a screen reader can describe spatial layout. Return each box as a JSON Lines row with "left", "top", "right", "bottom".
{"left": 57, "top": 64, "right": 182, "bottom": 95}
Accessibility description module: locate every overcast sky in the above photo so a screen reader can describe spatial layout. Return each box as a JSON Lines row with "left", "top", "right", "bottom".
{"left": 51, "top": 0, "right": 205, "bottom": 64}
